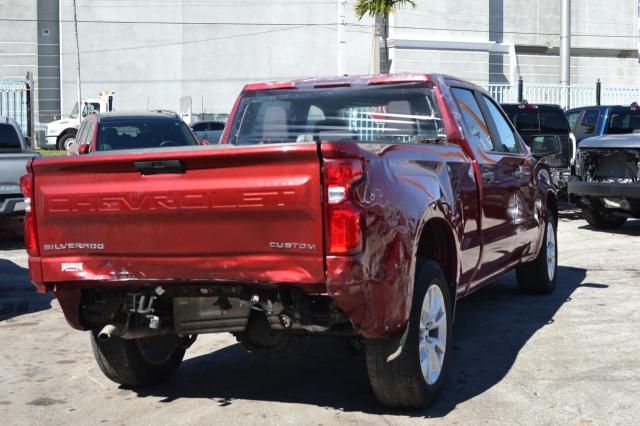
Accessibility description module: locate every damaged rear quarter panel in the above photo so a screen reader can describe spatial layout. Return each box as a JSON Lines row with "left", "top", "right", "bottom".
{"left": 323, "top": 141, "right": 472, "bottom": 338}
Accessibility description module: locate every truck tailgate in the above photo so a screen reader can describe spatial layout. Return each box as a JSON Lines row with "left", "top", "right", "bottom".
{"left": 32, "top": 144, "right": 326, "bottom": 285}
{"left": 1, "top": 153, "right": 36, "bottom": 190}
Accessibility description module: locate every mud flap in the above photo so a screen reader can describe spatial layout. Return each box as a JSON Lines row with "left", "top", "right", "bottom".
{"left": 386, "top": 324, "right": 410, "bottom": 363}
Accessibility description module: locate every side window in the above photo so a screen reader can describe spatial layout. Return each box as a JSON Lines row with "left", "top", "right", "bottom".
{"left": 481, "top": 96, "right": 521, "bottom": 154}
{"left": 76, "top": 121, "right": 89, "bottom": 144}
{"left": 80, "top": 121, "right": 94, "bottom": 145}
{"left": 566, "top": 111, "right": 581, "bottom": 132}
{"left": 579, "top": 110, "right": 599, "bottom": 134}
{"left": 307, "top": 105, "right": 325, "bottom": 126}
{"left": 192, "top": 123, "right": 206, "bottom": 131}
{"left": 81, "top": 103, "right": 100, "bottom": 118}
{"left": 451, "top": 88, "right": 493, "bottom": 151}
{"left": 181, "top": 122, "right": 198, "bottom": 143}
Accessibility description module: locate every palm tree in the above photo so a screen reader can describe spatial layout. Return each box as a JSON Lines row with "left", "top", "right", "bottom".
{"left": 354, "top": 0, "right": 416, "bottom": 74}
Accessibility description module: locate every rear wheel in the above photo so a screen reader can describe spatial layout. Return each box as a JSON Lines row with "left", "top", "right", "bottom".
{"left": 516, "top": 208, "right": 557, "bottom": 294}
{"left": 582, "top": 207, "right": 627, "bottom": 229}
{"left": 364, "top": 259, "right": 452, "bottom": 409}
{"left": 90, "top": 332, "right": 186, "bottom": 387}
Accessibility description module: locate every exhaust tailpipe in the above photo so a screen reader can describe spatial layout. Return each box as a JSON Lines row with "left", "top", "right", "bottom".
{"left": 98, "top": 324, "right": 118, "bottom": 340}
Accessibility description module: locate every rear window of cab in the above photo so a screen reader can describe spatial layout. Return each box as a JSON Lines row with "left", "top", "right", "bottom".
{"left": 228, "top": 84, "right": 447, "bottom": 145}
{"left": 0, "top": 123, "right": 21, "bottom": 151}
{"left": 97, "top": 119, "right": 197, "bottom": 151}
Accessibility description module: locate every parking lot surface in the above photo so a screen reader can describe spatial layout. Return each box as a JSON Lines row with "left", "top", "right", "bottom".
{"left": 2, "top": 209, "right": 640, "bottom": 425}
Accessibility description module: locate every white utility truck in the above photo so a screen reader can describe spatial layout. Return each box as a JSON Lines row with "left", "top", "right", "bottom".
{"left": 43, "top": 91, "right": 114, "bottom": 150}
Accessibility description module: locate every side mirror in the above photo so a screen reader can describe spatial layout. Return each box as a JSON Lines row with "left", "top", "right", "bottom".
{"left": 199, "top": 139, "right": 209, "bottom": 145}
{"left": 529, "top": 135, "right": 562, "bottom": 159}
{"left": 78, "top": 144, "right": 91, "bottom": 155}
{"left": 66, "top": 139, "right": 78, "bottom": 155}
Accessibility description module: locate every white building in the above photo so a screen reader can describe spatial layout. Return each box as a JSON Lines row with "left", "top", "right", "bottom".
{"left": 2, "top": 0, "right": 639, "bottom": 122}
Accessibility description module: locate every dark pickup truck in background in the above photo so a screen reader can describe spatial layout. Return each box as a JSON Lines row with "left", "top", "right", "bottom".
{"left": 567, "top": 104, "right": 640, "bottom": 228}
{"left": 570, "top": 134, "right": 640, "bottom": 228}
{"left": 0, "top": 116, "right": 38, "bottom": 219}
{"left": 566, "top": 104, "right": 640, "bottom": 143}
{"left": 502, "top": 103, "right": 576, "bottom": 195}
{"left": 22, "top": 74, "right": 559, "bottom": 409}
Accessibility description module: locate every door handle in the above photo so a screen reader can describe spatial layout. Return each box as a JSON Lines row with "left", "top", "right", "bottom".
{"left": 135, "top": 160, "right": 185, "bottom": 175}
{"left": 513, "top": 165, "right": 531, "bottom": 178}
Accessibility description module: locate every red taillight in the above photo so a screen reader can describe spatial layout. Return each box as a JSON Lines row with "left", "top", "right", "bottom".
{"left": 20, "top": 173, "right": 39, "bottom": 256}
{"left": 19, "top": 173, "right": 32, "bottom": 213}
{"left": 324, "top": 158, "right": 364, "bottom": 255}
{"left": 328, "top": 205, "right": 363, "bottom": 254}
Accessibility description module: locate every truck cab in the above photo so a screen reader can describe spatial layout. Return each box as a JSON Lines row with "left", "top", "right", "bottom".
{"left": 566, "top": 104, "right": 640, "bottom": 144}
{"left": 43, "top": 91, "right": 114, "bottom": 150}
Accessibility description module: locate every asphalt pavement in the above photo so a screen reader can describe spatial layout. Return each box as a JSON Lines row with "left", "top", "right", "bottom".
{"left": 1, "top": 209, "right": 640, "bottom": 425}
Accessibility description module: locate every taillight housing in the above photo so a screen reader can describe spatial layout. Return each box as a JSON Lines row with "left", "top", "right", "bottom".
{"left": 20, "top": 172, "right": 39, "bottom": 256}
{"left": 324, "top": 158, "right": 364, "bottom": 255}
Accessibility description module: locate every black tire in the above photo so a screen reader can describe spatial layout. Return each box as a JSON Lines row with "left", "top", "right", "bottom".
{"left": 582, "top": 207, "right": 627, "bottom": 229}
{"left": 57, "top": 132, "right": 76, "bottom": 151}
{"left": 90, "top": 332, "right": 186, "bottom": 387}
{"left": 516, "top": 208, "right": 558, "bottom": 294}
{"left": 364, "top": 259, "right": 453, "bottom": 409}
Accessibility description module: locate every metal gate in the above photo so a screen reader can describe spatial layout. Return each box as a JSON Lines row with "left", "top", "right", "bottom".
{"left": 481, "top": 82, "right": 640, "bottom": 110}
{"left": 0, "top": 80, "right": 30, "bottom": 136}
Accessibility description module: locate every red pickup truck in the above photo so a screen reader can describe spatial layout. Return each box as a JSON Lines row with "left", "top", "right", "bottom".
{"left": 22, "top": 74, "right": 559, "bottom": 408}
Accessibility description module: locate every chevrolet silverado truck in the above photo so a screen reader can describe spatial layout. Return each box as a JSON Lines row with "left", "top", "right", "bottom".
{"left": 23, "top": 74, "right": 559, "bottom": 409}
{"left": 569, "top": 133, "right": 640, "bottom": 228}
{"left": 1, "top": 116, "right": 38, "bottom": 218}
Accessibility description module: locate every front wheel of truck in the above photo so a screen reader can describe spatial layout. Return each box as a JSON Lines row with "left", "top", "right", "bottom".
{"left": 364, "top": 259, "right": 452, "bottom": 409}
{"left": 90, "top": 332, "right": 186, "bottom": 387}
{"left": 582, "top": 207, "right": 627, "bottom": 229}
{"left": 516, "top": 208, "right": 557, "bottom": 294}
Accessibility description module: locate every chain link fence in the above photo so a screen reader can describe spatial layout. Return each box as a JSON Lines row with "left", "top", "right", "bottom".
{"left": 0, "top": 80, "right": 30, "bottom": 135}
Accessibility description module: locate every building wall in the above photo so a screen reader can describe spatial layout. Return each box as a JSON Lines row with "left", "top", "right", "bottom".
{"left": 0, "top": 0, "right": 38, "bottom": 125}
{"left": 58, "top": 0, "right": 375, "bottom": 116}
{"left": 391, "top": 0, "right": 640, "bottom": 87}
{"left": 0, "top": 0, "right": 37, "bottom": 81}
{"left": 37, "top": 0, "right": 61, "bottom": 122}
{"left": 4, "top": 0, "right": 638, "bottom": 119}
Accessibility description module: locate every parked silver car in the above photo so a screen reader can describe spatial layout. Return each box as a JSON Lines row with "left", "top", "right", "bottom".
{"left": 190, "top": 120, "right": 225, "bottom": 144}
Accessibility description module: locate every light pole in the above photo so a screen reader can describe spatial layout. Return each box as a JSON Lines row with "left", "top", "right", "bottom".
{"left": 337, "top": 0, "right": 347, "bottom": 75}
{"left": 560, "top": 0, "right": 571, "bottom": 109}
{"left": 72, "top": 0, "right": 82, "bottom": 118}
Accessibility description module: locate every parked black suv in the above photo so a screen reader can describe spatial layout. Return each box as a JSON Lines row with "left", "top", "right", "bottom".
{"left": 502, "top": 103, "right": 576, "bottom": 194}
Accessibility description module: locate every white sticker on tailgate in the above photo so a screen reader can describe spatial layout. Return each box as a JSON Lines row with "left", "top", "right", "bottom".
{"left": 61, "top": 263, "right": 84, "bottom": 272}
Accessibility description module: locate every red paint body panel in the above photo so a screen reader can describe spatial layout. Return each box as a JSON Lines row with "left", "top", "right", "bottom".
{"left": 32, "top": 143, "right": 326, "bottom": 287}
{"left": 27, "top": 73, "right": 555, "bottom": 338}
